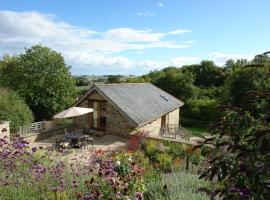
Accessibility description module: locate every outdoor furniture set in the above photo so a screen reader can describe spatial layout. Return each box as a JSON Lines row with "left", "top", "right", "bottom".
{"left": 55, "top": 127, "right": 95, "bottom": 149}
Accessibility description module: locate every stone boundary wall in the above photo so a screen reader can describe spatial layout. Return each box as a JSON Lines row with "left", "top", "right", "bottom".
{"left": 22, "top": 125, "right": 68, "bottom": 143}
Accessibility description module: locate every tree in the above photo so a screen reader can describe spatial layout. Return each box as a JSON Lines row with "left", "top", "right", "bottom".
{"left": 224, "top": 59, "right": 249, "bottom": 73}
{"left": 125, "top": 75, "right": 151, "bottom": 83}
{"left": 106, "top": 75, "right": 123, "bottom": 83}
{"left": 0, "top": 45, "right": 76, "bottom": 120}
{"left": 223, "top": 67, "right": 263, "bottom": 108}
{"left": 152, "top": 67, "right": 196, "bottom": 101}
{"left": 183, "top": 98, "right": 219, "bottom": 121}
{"left": 198, "top": 54, "right": 270, "bottom": 199}
{"left": 74, "top": 76, "right": 91, "bottom": 86}
{"left": 181, "top": 61, "right": 225, "bottom": 87}
{"left": 0, "top": 88, "right": 33, "bottom": 132}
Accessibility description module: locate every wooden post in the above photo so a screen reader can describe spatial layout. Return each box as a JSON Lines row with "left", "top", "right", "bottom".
{"left": 185, "top": 155, "right": 190, "bottom": 171}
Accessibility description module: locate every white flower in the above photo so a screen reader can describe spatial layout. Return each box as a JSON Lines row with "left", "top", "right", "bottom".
{"left": 116, "top": 160, "right": 121, "bottom": 166}
{"left": 128, "top": 156, "right": 132, "bottom": 162}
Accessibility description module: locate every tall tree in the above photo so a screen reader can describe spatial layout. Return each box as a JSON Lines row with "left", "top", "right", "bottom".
{"left": 152, "top": 67, "right": 196, "bottom": 101}
{"left": 181, "top": 61, "right": 225, "bottom": 87}
{"left": 0, "top": 45, "right": 76, "bottom": 120}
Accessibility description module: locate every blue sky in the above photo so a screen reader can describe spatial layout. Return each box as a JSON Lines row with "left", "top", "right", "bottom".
{"left": 0, "top": 0, "right": 269, "bottom": 75}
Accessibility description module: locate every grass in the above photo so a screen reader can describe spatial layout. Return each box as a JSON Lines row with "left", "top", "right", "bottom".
{"left": 184, "top": 126, "right": 208, "bottom": 133}
{"left": 183, "top": 126, "right": 209, "bottom": 138}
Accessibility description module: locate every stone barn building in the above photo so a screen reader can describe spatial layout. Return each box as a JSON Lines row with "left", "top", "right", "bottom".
{"left": 73, "top": 83, "right": 184, "bottom": 138}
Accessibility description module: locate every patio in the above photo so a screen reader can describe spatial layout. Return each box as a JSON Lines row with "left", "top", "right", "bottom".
{"left": 31, "top": 133, "right": 128, "bottom": 151}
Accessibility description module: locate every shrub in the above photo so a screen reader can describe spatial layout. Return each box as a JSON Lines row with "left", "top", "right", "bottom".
{"left": 0, "top": 88, "right": 33, "bottom": 132}
{"left": 144, "top": 171, "right": 210, "bottom": 200}
{"left": 199, "top": 60, "right": 270, "bottom": 199}
{"left": 155, "top": 153, "right": 173, "bottom": 172}
{"left": 144, "top": 139, "right": 158, "bottom": 158}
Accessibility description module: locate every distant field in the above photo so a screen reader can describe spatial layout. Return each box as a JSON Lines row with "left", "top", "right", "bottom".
{"left": 76, "top": 85, "right": 91, "bottom": 90}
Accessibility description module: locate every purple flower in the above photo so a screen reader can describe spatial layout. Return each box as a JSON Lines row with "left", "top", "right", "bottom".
{"left": 32, "top": 147, "right": 37, "bottom": 153}
{"left": 83, "top": 194, "right": 93, "bottom": 200}
{"left": 135, "top": 192, "right": 144, "bottom": 200}
{"left": 1, "top": 128, "right": 7, "bottom": 132}
{"left": 239, "top": 188, "right": 251, "bottom": 197}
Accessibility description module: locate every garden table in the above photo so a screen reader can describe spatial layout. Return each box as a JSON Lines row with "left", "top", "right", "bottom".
{"left": 66, "top": 132, "right": 84, "bottom": 147}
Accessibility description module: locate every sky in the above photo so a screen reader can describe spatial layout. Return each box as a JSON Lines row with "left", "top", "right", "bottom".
{"left": 0, "top": 0, "right": 269, "bottom": 75}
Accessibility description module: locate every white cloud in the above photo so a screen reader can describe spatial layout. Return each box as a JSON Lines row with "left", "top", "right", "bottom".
{"left": 137, "top": 60, "right": 164, "bottom": 70}
{"left": 65, "top": 52, "right": 133, "bottom": 69}
{"left": 0, "top": 10, "right": 193, "bottom": 71}
{"left": 158, "top": 3, "right": 165, "bottom": 7}
{"left": 136, "top": 56, "right": 200, "bottom": 70}
{"left": 169, "top": 29, "right": 191, "bottom": 35}
{"left": 208, "top": 52, "right": 254, "bottom": 66}
{"left": 104, "top": 28, "right": 165, "bottom": 42}
{"left": 136, "top": 12, "right": 156, "bottom": 17}
{"left": 169, "top": 56, "right": 200, "bottom": 66}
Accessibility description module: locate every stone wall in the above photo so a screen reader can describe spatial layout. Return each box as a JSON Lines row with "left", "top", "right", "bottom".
{"left": 0, "top": 121, "right": 10, "bottom": 143}
{"left": 74, "top": 100, "right": 90, "bottom": 129}
{"left": 139, "top": 117, "right": 162, "bottom": 137}
{"left": 106, "top": 103, "right": 134, "bottom": 137}
{"left": 139, "top": 108, "right": 180, "bottom": 137}
{"left": 168, "top": 108, "right": 180, "bottom": 127}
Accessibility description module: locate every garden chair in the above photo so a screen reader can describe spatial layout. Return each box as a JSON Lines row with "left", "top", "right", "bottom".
{"left": 55, "top": 137, "right": 70, "bottom": 149}
{"left": 78, "top": 135, "right": 94, "bottom": 150}
{"left": 64, "top": 128, "right": 70, "bottom": 141}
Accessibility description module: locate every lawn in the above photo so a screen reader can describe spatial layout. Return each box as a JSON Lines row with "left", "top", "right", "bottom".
{"left": 183, "top": 126, "right": 210, "bottom": 138}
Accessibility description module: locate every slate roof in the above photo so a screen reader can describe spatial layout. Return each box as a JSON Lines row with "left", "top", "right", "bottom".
{"left": 74, "top": 83, "right": 184, "bottom": 127}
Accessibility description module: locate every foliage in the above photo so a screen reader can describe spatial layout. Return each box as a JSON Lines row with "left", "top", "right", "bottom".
{"left": 145, "top": 171, "right": 210, "bottom": 200}
{"left": 126, "top": 76, "right": 151, "bottom": 83}
{"left": 181, "top": 60, "right": 225, "bottom": 87}
{"left": 224, "top": 59, "right": 249, "bottom": 73}
{"left": 0, "top": 45, "right": 76, "bottom": 120}
{"left": 152, "top": 67, "right": 196, "bottom": 101}
{"left": 222, "top": 67, "right": 265, "bottom": 108}
{"left": 128, "top": 129, "right": 148, "bottom": 151}
{"left": 143, "top": 139, "right": 203, "bottom": 172}
{"left": 144, "top": 139, "right": 159, "bottom": 158}
{"left": 106, "top": 75, "right": 123, "bottom": 83}
{"left": 183, "top": 98, "right": 219, "bottom": 121}
{"left": 198, "top": 54, "right": 270, "bottom": 199}
{"left": 155, "top": 153, "right": 173, "bottom": 172}
{"left": 74, "top": 76, "right": 91, "bottom": 87}
{"left": 0, "top": 88, "right": 33, "bottom": 132}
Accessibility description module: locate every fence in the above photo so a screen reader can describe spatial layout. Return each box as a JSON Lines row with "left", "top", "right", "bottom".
{"left": 19, "top": 121, "right": 46, "bottom": 136}
{"left": 146, "top": 124, "right": 209, "bottom": 142}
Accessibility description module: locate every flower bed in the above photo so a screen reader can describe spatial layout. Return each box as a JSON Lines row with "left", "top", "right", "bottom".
{"left": 142, "top": 138, "right": 206, "bottom": 172}
{"left": 0, "top": 136, "right": 157, "bottom": 200}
